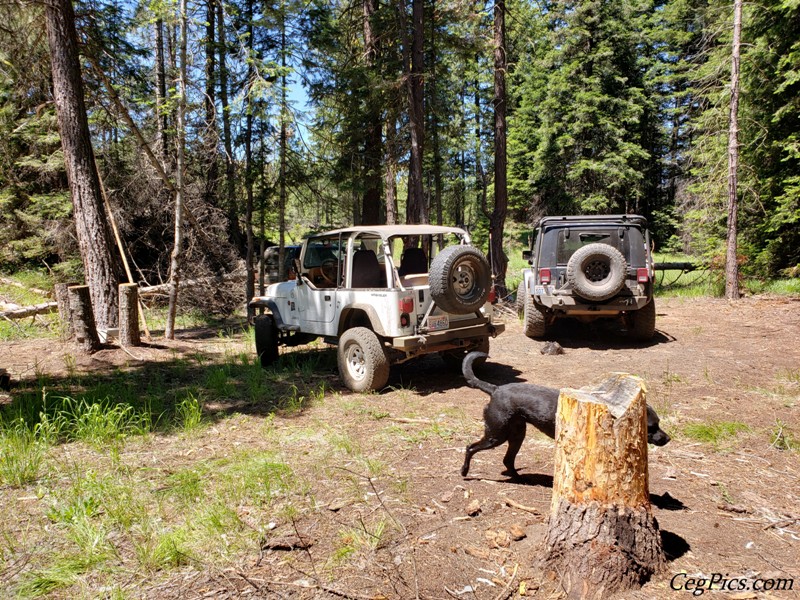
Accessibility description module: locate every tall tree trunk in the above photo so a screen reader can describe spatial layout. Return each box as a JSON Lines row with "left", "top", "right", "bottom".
{"left": 362, "top": 0, "right": 382, "bottom": 225}
{"left": 244, "top": 0, "right": 256, "bottom": 320}
{"left": 725, "top": 0, "right": 742, "bottom": 300}
{"left": 384, "top": 116, "right": 398, "bottom": 225}
{"left": 155, "top": 17, "right": 169, "bottom": 160}
{"left": 203, "top": 0, "right": 219, "bottom": 208}
{"left": 490, "top": 0, "right": 508, "bottom": 298}
{"left": 430, "top": 3, "right": 443, "bottom": 244}
{"left": 165, "top": 0, "right": 188, "bottom": 339}
{"left": 475, "top": 74, "right": 487, "bottom": 220}
{"left": 217, "top": 0, "right": 240, "bottom": 251}
{"left": 45, "top": 0, "right": 120, "bottom": 330}
{"left": 278, "top": 0, "right": 289, "bottom": 280}
{"left": 399, "top": 0, "right": 425, "bottom": 224}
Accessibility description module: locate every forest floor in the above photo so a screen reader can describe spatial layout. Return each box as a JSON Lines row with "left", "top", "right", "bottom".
{"left": 1, "top": 296, "right": 799, "bottom": 599}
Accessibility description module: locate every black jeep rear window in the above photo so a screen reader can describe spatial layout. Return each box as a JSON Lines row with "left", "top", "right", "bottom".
{"left": 556, "top": 230, "right": 625, "bottom": 265}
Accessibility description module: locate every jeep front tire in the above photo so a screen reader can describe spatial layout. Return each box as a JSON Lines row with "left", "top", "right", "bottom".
{"left": 254, "top": 315, "right": 279, "bottom": 367}
{"left": 337, "top": 327, "right": 390, "bottom": 392}
{"left": 429, "top": 245, "right": 491, "bottom": 314}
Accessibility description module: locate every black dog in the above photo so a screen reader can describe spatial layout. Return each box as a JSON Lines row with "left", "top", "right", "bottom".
{"left": 461, "top": 352, "right": 670, "bottom": 478}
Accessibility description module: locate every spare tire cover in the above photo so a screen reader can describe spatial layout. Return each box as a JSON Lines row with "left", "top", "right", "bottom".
{"left": 429, "top": 245, "right": 491, "bottom": 314}
{"left": 565, "top": 243, "right": 627, "bottom": 302}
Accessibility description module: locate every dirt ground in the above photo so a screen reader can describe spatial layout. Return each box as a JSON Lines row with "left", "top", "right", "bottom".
{"left": 2, "top": 296, "right": 800, "bottom": 599}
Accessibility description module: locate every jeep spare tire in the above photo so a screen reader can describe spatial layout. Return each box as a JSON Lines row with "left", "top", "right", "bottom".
{"left": 429, "top": 245, "right": 491, "bottom": 314}
{"left": 566, "top": 243, "right": 627, "bottom": 302}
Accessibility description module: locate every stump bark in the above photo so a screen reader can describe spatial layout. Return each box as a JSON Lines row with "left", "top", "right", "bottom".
{"left": 67, "top": 285, "right": 100, "bottom": 353}
{"left": 118, "top": 283, "right": 141, "bottom": 347}
{"left": 55, "top": 282, "right": 76, "bottom": 339}
{"left": 544, "top": 374, "right": 665, "bottom": 599}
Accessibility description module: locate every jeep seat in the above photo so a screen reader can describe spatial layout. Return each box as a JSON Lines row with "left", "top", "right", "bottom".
{"left": 351, "top": 249, "right": 382, "bottom": 288}
{"left": 398, "top": 247, "right": 427, "bottom": 276}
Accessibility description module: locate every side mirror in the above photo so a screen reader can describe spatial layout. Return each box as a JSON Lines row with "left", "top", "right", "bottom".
{"left": 522, "top": 250, "right": 532, "bottom": 262}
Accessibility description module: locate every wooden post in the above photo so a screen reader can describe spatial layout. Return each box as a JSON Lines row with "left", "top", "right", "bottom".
{"left": 54, "top": 282, "right": 75, "bottom": 339}
{"left": 118, "top": 283, "right": 141, "bottom": 347}
{"left": 544, "top": 374, "right": 665, "bottom": 599}
{"left": 67, "top": 285, "right": 100, "bottom": 353}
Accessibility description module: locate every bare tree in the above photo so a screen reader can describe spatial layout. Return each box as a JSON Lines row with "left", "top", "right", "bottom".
{"left": 165, "top": 0, "right": 188, "bottom": 339}
{"left": 725, "top": 0, "right": 743, "bottom": 300}
{"left": 490, "top": 0, "right": 509, "bottom": 298}
{"left": 44, "top": 0, "right": 120, "bottom": 330}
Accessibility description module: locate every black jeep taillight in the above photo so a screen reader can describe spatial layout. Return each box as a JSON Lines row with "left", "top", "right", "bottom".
{"left": 637, "top": 268, "right": 649, "bottom": 283}
{"left": 539, "top": 268, "right": 551, "bottom": 284}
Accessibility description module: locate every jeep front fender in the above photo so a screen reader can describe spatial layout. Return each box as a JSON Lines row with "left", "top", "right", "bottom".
{"left": 249, "top": 297, "right": 288, "bottom": 328}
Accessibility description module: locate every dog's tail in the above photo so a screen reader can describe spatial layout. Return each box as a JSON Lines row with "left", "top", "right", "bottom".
{"left": 462, "top": 352, "right": 497, "bottom": 396}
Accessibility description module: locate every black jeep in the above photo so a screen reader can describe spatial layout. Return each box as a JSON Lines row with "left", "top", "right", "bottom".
{"left": 518, "top": 215, "right": 656, "bottom": 341}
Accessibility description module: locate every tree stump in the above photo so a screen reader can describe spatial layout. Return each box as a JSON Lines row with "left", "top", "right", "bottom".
{"left": 543, "top": 374, "right": 665, "bottom": 599}
{"left": 118, "top": 283, "right": 141, "bottom": 347}
{"left": 55, "top": 282, "right": 76, "bottom": 339}
{"left": 67, "top": 285, "right": 100, "bottom": 353}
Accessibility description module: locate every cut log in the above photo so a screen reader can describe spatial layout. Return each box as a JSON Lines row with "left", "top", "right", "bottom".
{"left": 55, "top": 282, "right": 76, "bottom": 339}
{"left": 0, "top": 302, "right": 58, "bottom": 320}
{"left": 67, "top": 285, "right": 100, "bottom": 353}
{"left": 118, "top": 283, "right": 141, "bottom": 347}
{"left": 543, "top": 374, "right": 665, "bottom": 599}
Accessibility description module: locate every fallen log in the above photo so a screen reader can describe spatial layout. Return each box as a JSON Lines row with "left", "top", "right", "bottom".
{"left": 138, "top": 272, "right": 245, "bottom": 296}
{"left": 0, "top": 302, "right": 58, "bottom": 320}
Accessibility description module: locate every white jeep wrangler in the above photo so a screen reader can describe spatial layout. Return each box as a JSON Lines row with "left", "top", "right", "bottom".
{"left": 249, "top": 225, "right": 505, "bottom": 392}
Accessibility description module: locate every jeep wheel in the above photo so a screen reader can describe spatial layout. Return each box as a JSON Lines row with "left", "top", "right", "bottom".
{"left": 338, "top": 327, "right": 390, "bottom": 392}
{"left": 566, "top": 243, "right": 627, "bottom": 302}
{"left": 516, "top": 281, "right": 526, "bottom": 317}
{"left": 522, "top": 288, "right": 547, "bottom": 339}
{"left": 629, "top": 299, "right": 656, "bottom": 341}
{"left": 440, "top": 336, "right": 490, "bottom": 370}
{"left": 429, "top": 245, "right": 491, "bottom": 314}
{"left": 254, "top": 315, "right": 279, "bottom": 368}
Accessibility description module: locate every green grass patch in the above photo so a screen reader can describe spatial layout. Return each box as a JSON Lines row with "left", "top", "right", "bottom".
{"left": 0, "top": 418, "right": 49, "bottom": 486}
{"left": 683, "top": 421, "right": 750, "bottom": 448}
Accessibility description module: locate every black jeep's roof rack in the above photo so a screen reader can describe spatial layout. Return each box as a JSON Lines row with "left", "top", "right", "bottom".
{"left": 537, "top": 214, "right": 648, "bottom": 228}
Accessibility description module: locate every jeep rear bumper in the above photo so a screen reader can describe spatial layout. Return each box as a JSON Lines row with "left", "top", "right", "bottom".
{"left": 536, "top": 294, "right": 651, "bottom": 315}
{"left": 390, "top": 321, "right": 505, "bottom": 353}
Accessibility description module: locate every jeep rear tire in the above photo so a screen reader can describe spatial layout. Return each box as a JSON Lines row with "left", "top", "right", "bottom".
{"left": 254, "top": 315, "right": 279, "bottom": 367}
{"left": 338, "top": 327, "right": 390, "bottom": 392}
{"left": 629, "top": 298, "right": 656, "bottom": 341}
{"left": 522, "top": 286, "right": 547, "bottom": 339}
{"left": 429, "top": 245, "right": 491, "bottom": 314}
{"left": 566, "top": 243, "right": 627, "bottom": 302}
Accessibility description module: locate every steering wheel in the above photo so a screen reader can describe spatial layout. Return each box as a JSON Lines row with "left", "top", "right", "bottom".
{"left": 320, "top": 258, "right": 338, "bottom": 286}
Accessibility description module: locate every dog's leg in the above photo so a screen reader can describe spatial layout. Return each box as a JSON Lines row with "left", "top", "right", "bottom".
{"left": 461, "top": 434, "right": 507, "bottom": 477}
{"left": 501, "top": 419, "right": 526, "bottom": 478}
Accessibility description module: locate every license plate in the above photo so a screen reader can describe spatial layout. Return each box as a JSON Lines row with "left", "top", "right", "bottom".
{"left": 427, "top": 314, "right": 449, "bottom": 331}
{"left": 534, "top": 285, "right": 546, "bottom": 295}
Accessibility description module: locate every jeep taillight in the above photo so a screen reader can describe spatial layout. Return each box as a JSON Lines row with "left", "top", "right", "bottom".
{"left": 488, "top": 285, "right": 497, "bottom": 304}
{"left": 539, "top": 268, "right": 551, "bottom": 284}
{"left": 637, "top": 268, "right": 649, "bottom": 283}
{"left": 399, "top": 296, "right": 414, "bottom": 314}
